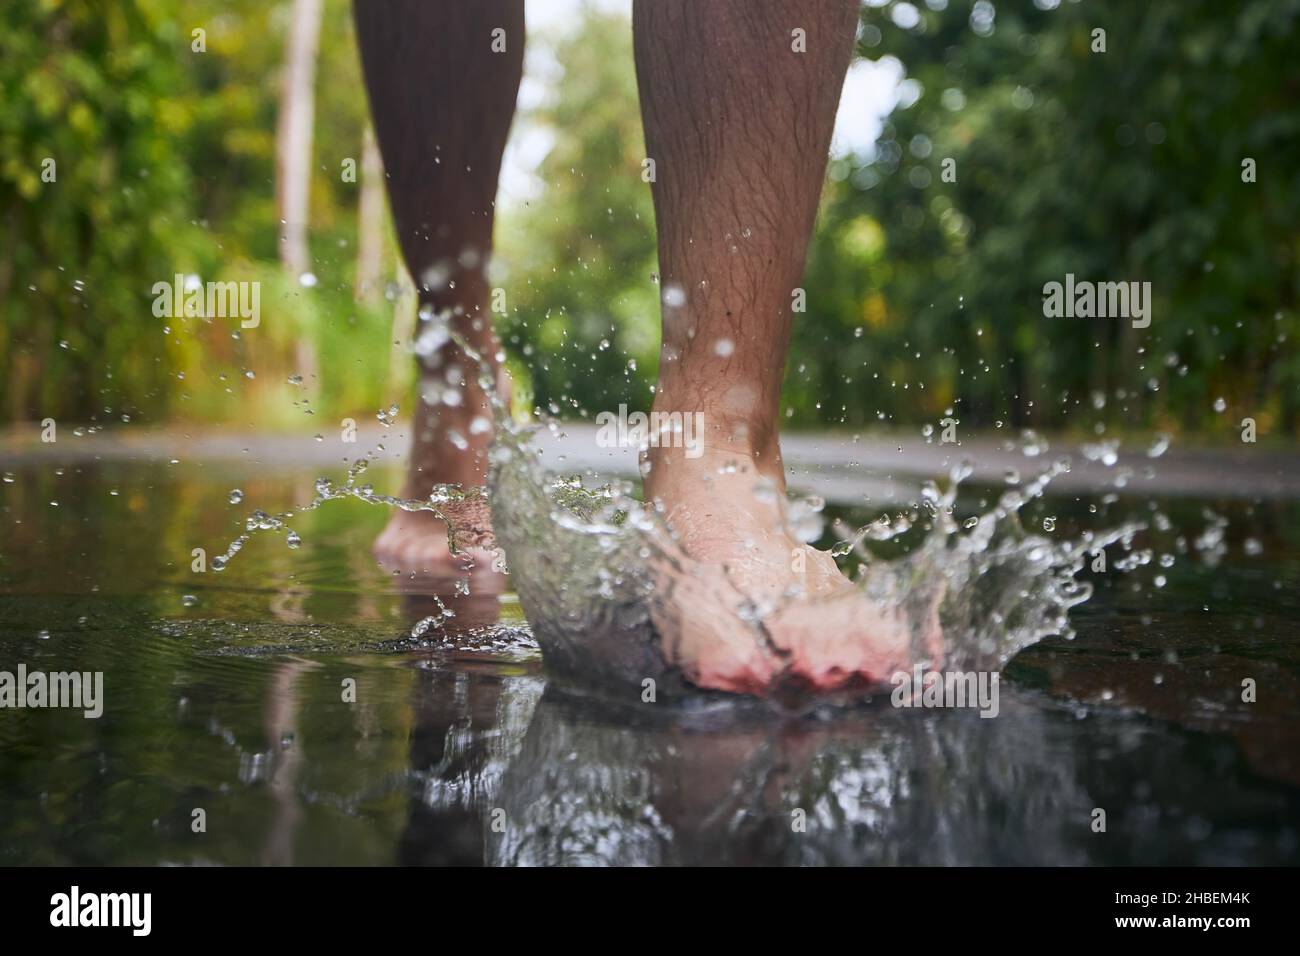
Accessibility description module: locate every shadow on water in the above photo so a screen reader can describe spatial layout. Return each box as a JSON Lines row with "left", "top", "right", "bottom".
{"left": 0, "top": 459, "right": 1298, "bottom": 864}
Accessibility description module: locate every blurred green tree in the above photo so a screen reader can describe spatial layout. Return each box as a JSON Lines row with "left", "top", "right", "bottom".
{"left": 495, "top": 10, "right": 659, "bottom": 420}
{"left": 0, "top": 0, "right": 197, "bottom": 421}
{"left": 799, "top": 0, "right": 1300, "bottom": 436}
{"left": 1, "top": 0, "right": 397, "bottom": 428}
{"left": 4, "top": 0, "right": 1296, "bottom": 441}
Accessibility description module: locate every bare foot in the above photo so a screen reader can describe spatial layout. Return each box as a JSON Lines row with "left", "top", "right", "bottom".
{"left": 373, "top": 507, "right": 504, "bottom": 587}
{"left": 646, "top": 440, "right": 942, "bottom": 697}
{"left": 374, "top": 327, "right": 508, "bottom": 590}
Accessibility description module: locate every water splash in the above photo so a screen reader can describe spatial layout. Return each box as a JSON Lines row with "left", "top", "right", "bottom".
{"left": 492, "top": 429, "right": 1145, "bottom": 690}
{"left": 847, "top": 458, "right": 1144, "bottom": 672}
{"left": 209, "top": 412, "right": 493, "bottom": 572}
{"left": 216, "top": 314, "right": 1152, "bottom": 695}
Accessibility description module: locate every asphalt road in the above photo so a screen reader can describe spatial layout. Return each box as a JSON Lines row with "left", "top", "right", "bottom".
{"left": 3, "top": 422, "right": 1297, "bottom": 505}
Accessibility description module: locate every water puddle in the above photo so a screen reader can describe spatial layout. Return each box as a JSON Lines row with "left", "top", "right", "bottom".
{"left": 208, "top": 317, "right": 1168, "bottom": 700}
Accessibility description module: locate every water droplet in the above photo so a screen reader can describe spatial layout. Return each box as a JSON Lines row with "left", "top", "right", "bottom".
{"left": 228, "top": 489, "right": 244, "bottom": 504}
{"left": 787, "top": 497, "right": 825, "bottom": 543}
{"left": 411, "top": 615, "right": 439, "bottom": 637}
{"left": 420, "top": 262, "right": 452, "bottom": 292}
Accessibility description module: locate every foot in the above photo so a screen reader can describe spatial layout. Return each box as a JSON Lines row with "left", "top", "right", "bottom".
{"left": 646, "top": 442, "right": 942, "bottom": 697}
{"left": 373, "top": 507, "right": 504, "bottom": 587}
{"left": 374, "top": 322, "right": 508, "bottom": 589}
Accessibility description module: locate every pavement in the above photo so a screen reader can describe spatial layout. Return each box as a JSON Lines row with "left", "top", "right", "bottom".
{"left": 4, "top": 422, "right": 1298, "bottom": 505}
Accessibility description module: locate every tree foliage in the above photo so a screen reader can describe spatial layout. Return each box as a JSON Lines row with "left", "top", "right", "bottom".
{"left": 4, "top": 0, "right": 1297, "bottom": 439}
{"left": 797, "top": 0, "right": 1300, "bottom": 435}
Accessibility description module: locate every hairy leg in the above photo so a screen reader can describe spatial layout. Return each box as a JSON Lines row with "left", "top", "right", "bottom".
{"left": 634, "top": 0, "right": 931, "bottom": 694}
{"left": 635, "top": 0, "right": 854, "bottom": 492}
{"left": 353, "top": 0, "right": 522, "bottom": 574}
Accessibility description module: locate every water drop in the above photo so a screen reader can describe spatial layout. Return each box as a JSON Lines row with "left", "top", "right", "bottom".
{"left": 662, "top": 284, "right": 686, "bottom": 308}
{"left": 1146, "top": 433, "right": 1170, "bottom": 458}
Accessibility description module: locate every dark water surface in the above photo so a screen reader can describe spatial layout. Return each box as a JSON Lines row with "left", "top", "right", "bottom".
{"left": 1, "top": 458, "right": 1298, "bottom": 865}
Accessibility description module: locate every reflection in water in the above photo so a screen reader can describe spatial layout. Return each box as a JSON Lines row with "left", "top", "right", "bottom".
{"left": 1, "top": 461, "right": 1298, "bottom": 865}
{"left": 397, "top": 660, "right": 544, "bottom": 866}
{"left": 482, "top": 689, "right": 1091, "bottom": 866}
{"left": 395, "top": 673, "right": 1299, "bottom": 866}
{"left": 260, "top": 658, "right": 314, "bottom": 866}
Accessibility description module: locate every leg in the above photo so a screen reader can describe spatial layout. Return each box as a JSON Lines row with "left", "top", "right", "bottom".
{"left": 634, "top": 0, "right": 929, "bottom": 693}
{"left": 353, "top": 0, "right": 522, "bottom": 573}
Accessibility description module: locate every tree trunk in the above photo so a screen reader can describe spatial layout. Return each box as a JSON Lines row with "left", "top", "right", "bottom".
{"left": 354, "top": 125, "right": 385, "bottom": 304}
{"left": 275, "top": 0, "right": 323, "bottom": 278}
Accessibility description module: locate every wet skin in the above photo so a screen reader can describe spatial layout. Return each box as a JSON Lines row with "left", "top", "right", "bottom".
{"left": 357, "top": 0, "right": 931, "bottom": 695}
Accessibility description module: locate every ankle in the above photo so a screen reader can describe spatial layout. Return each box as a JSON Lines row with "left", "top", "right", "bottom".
{"left": 650, "top": 390, "right": 779, "bottom": 463}
{"left": 414, "top": 259, "right": 500, "bottom": 357}
{"left": 643, "top": 417, "right": 785, "bottom": 504}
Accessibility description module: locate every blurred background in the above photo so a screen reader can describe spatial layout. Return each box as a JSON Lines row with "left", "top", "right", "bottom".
{"left": 2, "top": 0, "right": 1298, "bottom": 440}
{"left": 3, "top": 1, "right": 1300, "bottom": 868}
